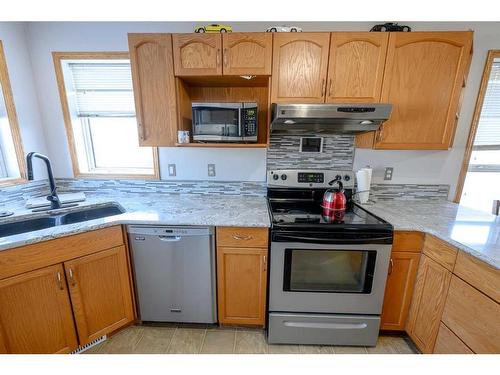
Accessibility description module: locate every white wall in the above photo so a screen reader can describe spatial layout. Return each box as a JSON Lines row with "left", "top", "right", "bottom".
{"left": 21, "top": 22, "right": 500, "bottom": 194}
{"left": 0, "top": 22, "right": 48, "bottom": 179}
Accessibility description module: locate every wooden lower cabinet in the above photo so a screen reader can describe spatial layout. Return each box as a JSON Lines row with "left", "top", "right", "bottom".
{"left": 380, "top": 251, "right": 420, "bottom": 331}
{"left": 64, "top": 245, "right": 135, "bottom": 345}
{"left": 0, "top": 264, "right": 78, "bottom": 354}
{"left": 406, "top": 254, "right": 452, "bottom": 353}
{"left": 216, "top": 246, "right": 268, "bottom": 326}
{"left": 434, "top": 323, "right": 473, "bottom": 354}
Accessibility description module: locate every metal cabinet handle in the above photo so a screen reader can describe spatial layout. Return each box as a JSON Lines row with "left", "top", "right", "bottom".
{"left": 328, "top": 78, "right": 333, "bottom": 97}
{"left": 223, "top": 48, "right": 228, "bottom": 67}
{"left": 376, "top": 125, "right": 384, "bottom": 143}
{"left": 56, "top": 272, "right": 64, "bottom": 290}
{"left": 321, "top": 78, "right": 326, "bottom": 96}
{"left": 263, "top": 255, "right": 267, "bottom": 272}
{"left": 68, "top": 268, "right": 76, "bottom": 286}
{"left": 216, "top": 49, "right": 221, "bottom": 66}
{"left": 388, "top": 258, "right": 394, "bottom": 275}
{"left": 232, "top": 234, "right": 252, "bottom": 240}
{"left": 138, "top": 122, "right": 145, "bottom": 141}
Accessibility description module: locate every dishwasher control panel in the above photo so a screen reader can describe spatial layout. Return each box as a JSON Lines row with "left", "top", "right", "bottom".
{"left": 127, "top": 225, "right": 213, "bottom": 237}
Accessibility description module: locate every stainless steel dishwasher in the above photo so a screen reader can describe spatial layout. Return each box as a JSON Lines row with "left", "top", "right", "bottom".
{"left": 127, "top": 225, "right": 217, "bottom": 323}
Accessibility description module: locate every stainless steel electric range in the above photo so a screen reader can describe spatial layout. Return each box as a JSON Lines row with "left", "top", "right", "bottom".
{"left": 266, "top": 169, "right": 393, "bottom": 347}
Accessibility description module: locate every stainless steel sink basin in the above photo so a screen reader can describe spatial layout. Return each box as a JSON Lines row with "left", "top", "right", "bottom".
{"left": 0, "top": 217, "right": 59, "bottom": 237}
{"left": 61, "top": 205, "right": 124, "bottom": 225}
{"left": 0, "top": 204, "right": 125, "bottom": 237}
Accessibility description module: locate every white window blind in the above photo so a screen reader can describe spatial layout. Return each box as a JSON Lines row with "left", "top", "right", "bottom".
{"left": 67, "top": 61, "right": 135, "bottom": 117}
{"left": 474, "top": 60, "right": 500, "bottom": 147}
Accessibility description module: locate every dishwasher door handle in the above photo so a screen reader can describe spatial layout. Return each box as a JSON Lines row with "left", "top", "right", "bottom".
{"left": 158, "top": 235, "right": 182, "bottom": 242}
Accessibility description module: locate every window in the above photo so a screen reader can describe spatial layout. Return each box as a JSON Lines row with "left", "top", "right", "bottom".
{"left": 0, "top": 40, "right": 26, "bottom": 185}
{"left": 54, "top": 52, "right": 158, "bottom": 179}
{"left": 457, "top": 51, "right": 500, "bottom": 213}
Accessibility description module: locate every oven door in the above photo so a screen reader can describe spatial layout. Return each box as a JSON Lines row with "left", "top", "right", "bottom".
{"left": 269, "top": 236, "right": 391, "bottom": 315}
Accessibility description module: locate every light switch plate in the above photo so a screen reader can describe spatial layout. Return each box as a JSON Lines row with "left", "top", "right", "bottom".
{"left": 208, "top": 164, "right": 216, "bottom": 177}
{"left": 168, "top": 164, "right": 176, "bottom": 177}
{"left": 384, "top": 167, "right": 394, "bottom": 181}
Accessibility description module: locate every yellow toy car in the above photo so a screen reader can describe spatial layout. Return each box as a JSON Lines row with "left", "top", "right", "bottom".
{"left": 195, "top": 24, "right": 233, "bottom": 33}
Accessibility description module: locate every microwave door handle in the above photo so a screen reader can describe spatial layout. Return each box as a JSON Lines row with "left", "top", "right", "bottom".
{"left": 238, "top": 108, "right": 242, "bottom": 138}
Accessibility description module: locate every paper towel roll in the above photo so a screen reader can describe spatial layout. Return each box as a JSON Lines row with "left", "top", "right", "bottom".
{"left": 356, "top": 168, "right": 372, "bottom": 204}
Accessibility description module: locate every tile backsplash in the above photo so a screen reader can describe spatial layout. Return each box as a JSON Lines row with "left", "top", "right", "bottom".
{"left": 266, "top": 135, "right": 355, "bottom": 170}
{"left": 369, "top": 183, "right": 450, "bottom": 202}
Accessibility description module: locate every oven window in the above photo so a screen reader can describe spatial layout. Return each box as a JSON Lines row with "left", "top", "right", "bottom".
{"left": 283, "top": 249, "right": 376, "bottom": 293}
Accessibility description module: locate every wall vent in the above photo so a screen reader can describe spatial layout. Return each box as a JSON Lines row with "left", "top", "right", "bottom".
{"left": 70, "top": 335, "right": 107, "bottom": 354}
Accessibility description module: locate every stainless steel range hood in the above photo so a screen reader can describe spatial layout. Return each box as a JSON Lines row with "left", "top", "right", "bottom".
{"left": 271, "top": 103, "right": 392, "bottom": 135}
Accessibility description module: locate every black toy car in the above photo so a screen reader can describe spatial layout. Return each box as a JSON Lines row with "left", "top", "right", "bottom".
{"left": 370, "top": 23, "right": 411, "bottom": 32}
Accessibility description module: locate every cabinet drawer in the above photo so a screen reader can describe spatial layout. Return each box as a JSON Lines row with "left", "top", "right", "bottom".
{"left": 442, "top": 275, "right": 500, "bottom": 353}
{"left": 454, "top": 251, "right": 500, "bottom": 303}
{"left": 0, "top": 226, "right": 124, "bottom": 280}
{"left": 434, "top": 323, "right": 473, "bottom": 354}
{"left": 422, "top": 235, "right": 457, "bottom": 271}
{"left": 217, "top": 227, "right": 268, "bottom": 248}
{"left": 393, "top": 231, "right": 424, "bottom": 252}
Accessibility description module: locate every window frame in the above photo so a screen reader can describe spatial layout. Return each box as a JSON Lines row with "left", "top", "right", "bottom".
{"left": 455, "top": 50, "right": 500, "bottom": 202}
{"left": 52, "top": 51, "right": 159, "bottom": 180}
{"left": 0, "top": 40, "right": 26, "bottom": 186}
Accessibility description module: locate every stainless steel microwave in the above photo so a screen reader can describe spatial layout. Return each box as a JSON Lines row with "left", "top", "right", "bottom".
{"left": 192, "top": 102, "right": 258, "bottom": 142}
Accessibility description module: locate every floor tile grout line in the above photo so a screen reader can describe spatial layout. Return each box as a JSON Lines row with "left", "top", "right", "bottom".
{"left": 232, "top": 330, "right": 237, "bottom": 354}
{"left": 199, "top": 329, "right": 208, "bottom": 354}
{"left": 166, "top": 327, "right": 177, "bottom": 354}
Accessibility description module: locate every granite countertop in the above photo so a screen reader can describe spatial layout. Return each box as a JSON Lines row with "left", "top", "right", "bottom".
{"left": 361, "top": 200, "right": 500, "bottom": 270}
{"left": 0, "top": 192, "right": 271, "bottom": 252}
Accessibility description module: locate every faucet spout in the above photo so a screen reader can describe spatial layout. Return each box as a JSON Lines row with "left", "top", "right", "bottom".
{"left": 26, "top": 152, "right": 61, "bottom": 210}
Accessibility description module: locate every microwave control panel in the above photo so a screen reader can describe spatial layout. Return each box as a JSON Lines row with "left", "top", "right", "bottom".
{"left": 243, "top": 108, "right": 258, "bottom": 136}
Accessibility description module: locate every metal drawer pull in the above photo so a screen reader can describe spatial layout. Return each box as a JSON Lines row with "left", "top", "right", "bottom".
{"left": 232, "top": 234, "right": 252, "bottom": 240}
{"left": 223, "top": 48, "right": 228, "bottom": 67}
{"left": 216, "top": 49, "right": 221, "bottom": 66}
{"left": 284, "top": 321, "right": 368, "bottom": 330}
{"left": 56, "top": 272, "right": 64, "bottom": 290}
{"left": 388, "top": 258, "right": 394, "bottom": 275}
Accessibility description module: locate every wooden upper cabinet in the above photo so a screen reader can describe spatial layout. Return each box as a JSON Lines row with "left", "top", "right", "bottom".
{"left": 222, "top": 33, "right": 272, "bottom": 75}
{"left": 374, "top": 32, "right": 473, "bottom": 150}
{"left": 0, "top": 264, "right": 78, "bottom": 354}
{"left": 173, "top": 34, "right": 222, "bottom": 76}
{"left": 406, "top": 254, "right": 452, "bottom": 353}
{"left": 271, "top": 33, "right": 331, "bottom": 103}
{"left": 128, "top": 33, "right": 178, "bottom": 146}
{"left": 64, "top": 246, "right": 135, "bottom": 345}
{"left": 326, "top": 32, "right": 389, "bottom": 103}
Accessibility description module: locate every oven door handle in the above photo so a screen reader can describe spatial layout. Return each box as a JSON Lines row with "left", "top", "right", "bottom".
{"left": 272, "top": 233, "right": 393, "bottom": 244}
{"left": 284, "top": 321, "right": 368, "bottom": 330}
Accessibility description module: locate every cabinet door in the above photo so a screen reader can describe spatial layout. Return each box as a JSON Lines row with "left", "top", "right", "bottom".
{"left": 271, "top": 33, "right": 331, "bottom": 103}
{"left": 406, "top": 254, "right": 452, "bottom": 353}
{"left": 326, "top": 32, "right": 388, "bottom": 103}
{"left": 128, "top": 33, "right": 178, "bottom": 146}
{"left": 0, "top": 264, "right": 77, "bottom": 354}
{"left": 375, "top": 32, "right": 472, "bottom": 150}
{"left": 380, "top": 252, "right": 421, "bottom": 331}
{"left": 64, "top": 246, "right": 135, "bottom": 345}
{"left": 217, "top": 246, "right": 267, "bottom": 326}
{"left": 222, "top": 33, "right": 272, "bottom": 75}
{"left": 173, "top": 34, "right": 222, "bottom": 76}
{"left": 434, "top": 323, "right": 473, "bottom": 354}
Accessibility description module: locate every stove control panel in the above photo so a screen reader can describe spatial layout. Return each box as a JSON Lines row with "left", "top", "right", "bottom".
{"left": 268, "top": 170, "right": 355, "bottom": 189}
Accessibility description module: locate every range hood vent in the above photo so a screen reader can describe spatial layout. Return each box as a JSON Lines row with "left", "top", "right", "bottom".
{"left": 270, "top": 103, "right": 392, "bottom": 135}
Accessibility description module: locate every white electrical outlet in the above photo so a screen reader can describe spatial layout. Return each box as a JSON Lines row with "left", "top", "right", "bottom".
{"left": 168, "top": 164, "right": 176, "bottom": 177}
{"left": 208, "top": 164, "right": 216, "bottom": 177}
{"left": 384, "top": 167, "right": 394, "bottom": 181}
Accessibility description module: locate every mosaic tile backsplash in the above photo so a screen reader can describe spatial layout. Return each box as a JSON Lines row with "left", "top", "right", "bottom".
{"left": 369, "top": 183, "right": 450, "bottom": 202}
{"left": 266, "top": 135, "right": 355, "bottom": 170}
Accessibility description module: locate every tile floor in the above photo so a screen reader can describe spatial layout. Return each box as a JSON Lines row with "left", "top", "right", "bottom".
{"left": 84, "top": 324, "right": 417, "bottom": 354}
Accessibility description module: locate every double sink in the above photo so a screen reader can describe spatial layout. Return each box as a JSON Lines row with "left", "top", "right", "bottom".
{"left": 0, "top": 204, "right": 125, "bottom": 237}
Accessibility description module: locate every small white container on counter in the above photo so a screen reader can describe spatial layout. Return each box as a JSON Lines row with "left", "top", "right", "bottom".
{"left": 356, "top": 167, "right": 372, "bottom": 204}
{"left": 177, "top": 130, "right": 190, "bottom": 144}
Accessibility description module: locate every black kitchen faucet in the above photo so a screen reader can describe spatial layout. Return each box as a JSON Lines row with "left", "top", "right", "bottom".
{"left": 26, "top": 152, "right": 61, "bottom": 210}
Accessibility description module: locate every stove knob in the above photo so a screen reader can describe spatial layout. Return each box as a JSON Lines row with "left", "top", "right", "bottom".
{"left": 281, "top": 174, "right": 287, "bottom": 181}
{"left": 272, "top": 174, "right": 279, "bottom": 180}
{"left": 344, "top": 175, "right": 351, "bottom": 181}
{"left": 335, "top": 174, "right": 342, "bottom": 181}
